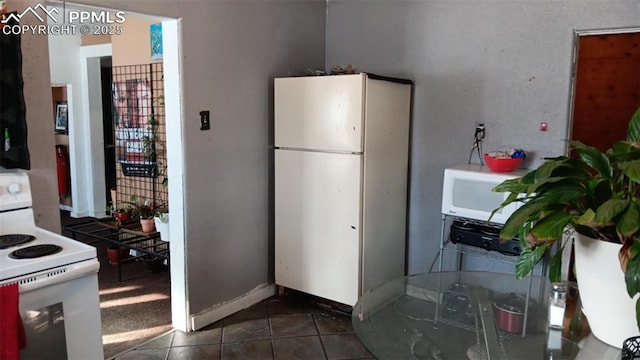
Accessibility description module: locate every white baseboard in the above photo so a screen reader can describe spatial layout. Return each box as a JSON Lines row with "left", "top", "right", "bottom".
{"left": 90, "top": 210, "right": 110, "bottom": 219}
{"left": 71, "top": 210, "right": 90, "bottom": 218}
{"left": 190, "top": 283, "right": 275, "bottom": 331}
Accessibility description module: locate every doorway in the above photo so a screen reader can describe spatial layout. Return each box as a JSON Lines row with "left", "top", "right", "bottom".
{"left": 568, "top": 29, "right": 640, "bottom": 151}
{"left": 48, "top": 6, "right": 187, "bottom": 356}
{"left": 100, "top": 57, "right": 116, "bottom": 203}
{"left": 564, "top": 29, "right": 640, "bottom": 295}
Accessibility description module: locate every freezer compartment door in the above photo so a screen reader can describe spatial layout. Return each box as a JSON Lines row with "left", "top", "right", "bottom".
{"left": 274, "top": 74, "right": 364, "bottom": 153}
{"left": 275, "top": 149, "right": 362, "bottom": 306}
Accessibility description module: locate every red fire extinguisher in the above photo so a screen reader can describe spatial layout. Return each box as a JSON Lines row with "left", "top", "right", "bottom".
{"left": 55, "top": 145, "right": 70, "bottom": 196}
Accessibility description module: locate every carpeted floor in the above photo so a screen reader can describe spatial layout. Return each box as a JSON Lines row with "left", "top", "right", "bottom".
{"left": 60, "top": 212, "right": 172, "bottom": 359}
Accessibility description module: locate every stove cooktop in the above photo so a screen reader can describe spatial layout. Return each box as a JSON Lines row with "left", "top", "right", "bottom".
{"left": 0, "top": 228, "right": 97, "bottom": 282}
{"left": 0, "top": 234, "right": 36, "bottom": 250}
{"left": 450, "top": 220, "right": 521, "bottom": 256}
{"left": 9, "top": 244, "right": 63, "bottom": 259}
{"left": 0, "top": 171, "right": 99, "bottom": 283}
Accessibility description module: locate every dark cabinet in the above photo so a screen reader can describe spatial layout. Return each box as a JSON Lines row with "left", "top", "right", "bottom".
{"left": 0, "top": 15, "right": 30, "bottom": 170}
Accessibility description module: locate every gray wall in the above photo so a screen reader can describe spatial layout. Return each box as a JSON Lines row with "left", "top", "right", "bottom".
{"left": 18, "top": 0, "right": 638, "bottom": 323}
{"left": 11, "top": 0, "right": 61, "bottom": 233}
{"left": 18, "top": 0, "right": 325, "bottom": 316}
{"left": 325, "top": 0, "right": 640, "bottom": 274}
{"left": 177, "top": 1, "right": 325, "bottom": 312}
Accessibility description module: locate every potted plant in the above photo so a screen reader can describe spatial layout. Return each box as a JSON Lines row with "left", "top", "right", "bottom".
{"left": 138, "top": 208, "right": 156, "bottom": 233}
{"left": 153, "top": 204, "right": 169, "bottom": 241}
{"left": 111, "top": 203, "right": 134, "bottom": 223}
{"left": 137, "top": 202, "right": 156, "bottom": 233}
{"left": 490, "top": 107, "right": 640, "bottom": 347}
{"left": 127, "top": 195, "right": 157, "bottom": 233}
{"left": 106, "top": 245, "right": 129, "bottom": 265}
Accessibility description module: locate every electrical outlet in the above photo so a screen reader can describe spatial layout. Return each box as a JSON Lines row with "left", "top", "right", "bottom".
{"left": 200, "top": 111, "right": 210, "bottom": 130}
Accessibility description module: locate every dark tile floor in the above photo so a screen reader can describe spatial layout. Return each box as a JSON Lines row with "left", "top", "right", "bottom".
{"left": 113, "top": 292, "right": 373, "bottom": 360}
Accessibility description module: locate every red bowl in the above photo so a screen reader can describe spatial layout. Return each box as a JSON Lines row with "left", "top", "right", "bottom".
{"left": 484, "top": 154, "right": 523, "bottom": 172}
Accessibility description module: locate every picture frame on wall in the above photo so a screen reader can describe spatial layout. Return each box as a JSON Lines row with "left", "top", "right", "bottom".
{"left": 150, "top": 23, "right": 163, "bottom": 60}
{"left": 55, "top": 102, "right": 68, "bottom": 134}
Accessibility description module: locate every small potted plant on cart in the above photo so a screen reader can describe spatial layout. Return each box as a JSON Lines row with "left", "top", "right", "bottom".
{"left": 139, "top": 204, "right": 156, "bottom": 233}
{"left": 128, "top": 195, "right": 157, "bottom": 233}
{"left": 153, "top": 204, "right": 169, "bottom": 241}
{"left": 110, "top": 203, "right": 134, "bottom": 224}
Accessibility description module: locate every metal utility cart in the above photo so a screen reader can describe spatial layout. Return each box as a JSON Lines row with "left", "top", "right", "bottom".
{"left": 63, "top": 219, "right": 169, "bottom": 282}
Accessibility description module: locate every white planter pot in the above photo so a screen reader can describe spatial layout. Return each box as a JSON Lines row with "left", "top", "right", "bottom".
{"left": 573, "top": 232, "right": 640, "bottom": 348}
{"left": 154, "top": 214, "right": 170, "bottom": 241}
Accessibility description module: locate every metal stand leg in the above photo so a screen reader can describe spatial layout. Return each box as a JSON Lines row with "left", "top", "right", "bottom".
{"left": 434, "top": 274, "right": 442, "bottom": 325}
{"left": 435, "top": 215, "right": 451, "bottom": 325}
{"left": 438, "top": 214, "right": 447, "bottom": 272}
{"left": 521, "top": 274, "right": 534, "bottom": 337}
{"left": 118, "top": 257, "right": 123, "bottom": 282}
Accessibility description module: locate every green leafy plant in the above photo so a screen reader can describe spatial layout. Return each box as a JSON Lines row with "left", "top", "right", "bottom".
{"left": 144, "top": 112, "right": 168, "bottom": 188}
{"left": 155, "top": 160, "right": 168, "bottom": 188}
{"left": 490, "top": 107, "right": 640, "bottom": 328}
{"left": 126, "top": 195, "right": 157, "bottom": 220}
{"left": 108, "top": 202, "right": 133, "bottom": 215}
{"left": 153, "top": 203, "right": 169, "bottom": 220}
{"left": 137, "top": 203, "right": 156, "bottom": 220}
{"left": 108, "top": 201, "right": 135, "bottom": 223}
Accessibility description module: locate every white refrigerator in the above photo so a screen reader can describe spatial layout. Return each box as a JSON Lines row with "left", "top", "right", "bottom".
{"left": 274, "top": 73, "right": 412, "bottom": 306}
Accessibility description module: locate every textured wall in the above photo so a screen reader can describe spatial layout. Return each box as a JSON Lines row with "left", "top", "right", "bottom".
{"left": 7, "top": 0, "right": 60, "bottom": 233}
{"left": 19, "top": 0, "right": 633, "bottom": 325}
{"left": 111, "top": 16, "right": 159, "bottom": 67}
{"left": 13, "top": 0, "right": 325, "bottom": 323}
{"left": 176, "top": 0, "right": 325, "bottom": 313}
{"left": 325, "top": 0, "right": 640, "bottom": 274}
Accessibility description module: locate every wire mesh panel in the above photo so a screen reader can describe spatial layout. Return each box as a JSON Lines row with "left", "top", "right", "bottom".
{"left": 111, "top": 63, "right": 167, "bottom": 211}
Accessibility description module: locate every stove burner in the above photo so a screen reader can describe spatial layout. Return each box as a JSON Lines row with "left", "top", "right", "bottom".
{"left": 452, "top": 220, "right": 478, "bottom": 231}
{"left": 9, "top": 244, "right": 63, "bottom": 259}
{"left": 0, "top": 234, "right": 36, "bottom": 250}
{"left": 480, "top": 225, "right": 501, "bottom": 236}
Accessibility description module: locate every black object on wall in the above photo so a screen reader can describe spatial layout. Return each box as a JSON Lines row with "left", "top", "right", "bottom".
{"left": 0, "top": 13, "right": 30, "bottom": 170}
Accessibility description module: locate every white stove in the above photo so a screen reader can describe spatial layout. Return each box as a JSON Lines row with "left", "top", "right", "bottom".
{"left": 0, "top": 170, "right": 103, "bottom": 359}
{"left": 0, "top": 171, "right": 98, "bottom": 282}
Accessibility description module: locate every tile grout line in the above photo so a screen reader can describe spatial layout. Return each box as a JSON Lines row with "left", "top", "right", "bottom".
{"left": 312, "top": 311, "right": 330, "bottom": 359}
{"left": 269, "top": 316, "right": 276, "bottom": 360}
{"left": 163, "top": 331, "right": 175, "bottom": 360}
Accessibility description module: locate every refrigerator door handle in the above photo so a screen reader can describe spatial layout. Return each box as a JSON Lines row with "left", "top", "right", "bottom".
{"left": 275, "top": 146, "right": 363, "bottom": 155}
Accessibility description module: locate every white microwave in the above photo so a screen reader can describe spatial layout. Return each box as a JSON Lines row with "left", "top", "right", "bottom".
{"left": 441, "top": 164, "right": 527, "bottom": 225}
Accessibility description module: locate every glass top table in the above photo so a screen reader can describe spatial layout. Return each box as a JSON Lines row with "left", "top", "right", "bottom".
{"left": 351, "top": 271, "right": 621, "bottom": 359}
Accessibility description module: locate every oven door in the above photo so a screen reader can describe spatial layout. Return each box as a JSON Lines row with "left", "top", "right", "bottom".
{"left": 14, "top": 260, "right": 103, "bottom": 359}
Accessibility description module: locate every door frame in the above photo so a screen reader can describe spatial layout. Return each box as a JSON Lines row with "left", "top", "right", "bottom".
{"left": 51, "top": 14, "right": 189, "bottom": 332}
{"left": 78, "top": 44, "right": 111, "bottom": 218}
{"left": 565, "top": 27, "right": 640, "bottom": 155}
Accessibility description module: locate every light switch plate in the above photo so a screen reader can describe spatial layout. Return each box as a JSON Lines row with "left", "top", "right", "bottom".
{"left": 200, "top": 111, "right": 210, "bottom": 130}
